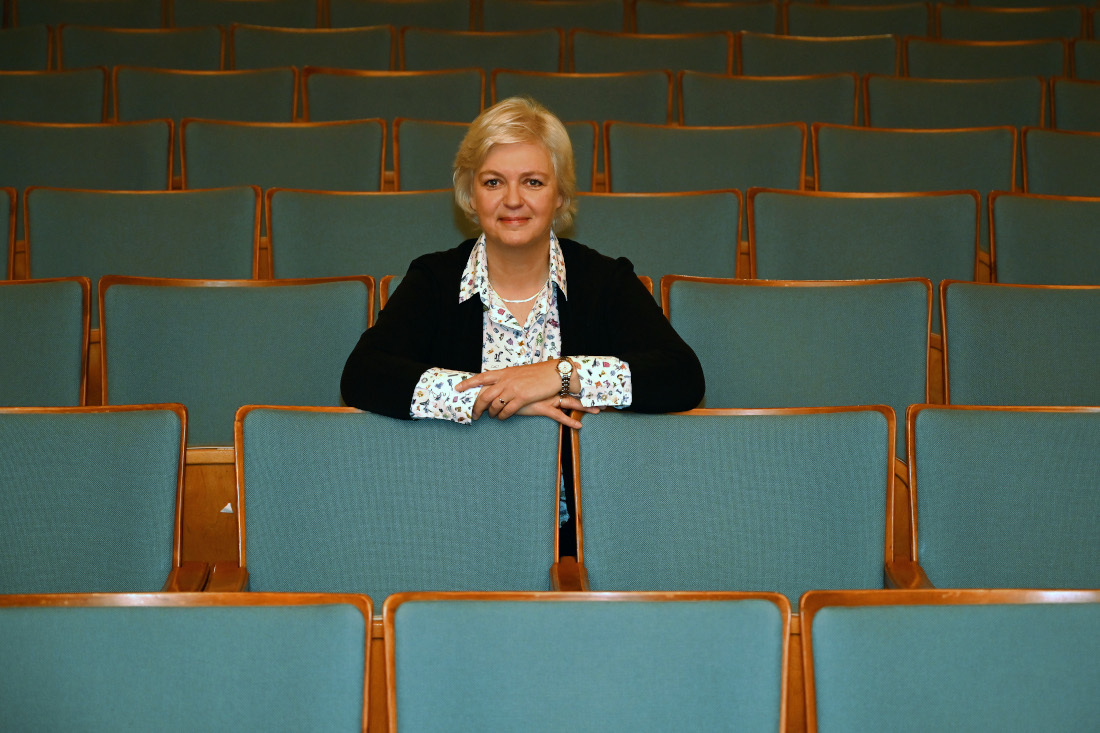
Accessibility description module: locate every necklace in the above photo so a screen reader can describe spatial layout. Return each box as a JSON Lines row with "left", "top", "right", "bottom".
{"left": 492, "top": 279, "right": 548, "bottom": 304}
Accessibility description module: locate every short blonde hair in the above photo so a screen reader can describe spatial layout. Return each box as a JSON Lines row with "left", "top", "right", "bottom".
{"left": 453, "top": 96, "right": 577, "bottom": 231}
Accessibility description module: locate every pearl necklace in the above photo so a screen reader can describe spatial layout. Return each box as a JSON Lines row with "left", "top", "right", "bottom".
{"left": 492, "top": 279, "right": 549, "bottom": 304}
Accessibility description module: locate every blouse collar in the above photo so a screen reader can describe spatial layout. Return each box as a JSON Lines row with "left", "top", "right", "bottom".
{"left": 459, "top": 231, "right": 568, "bottom": 304}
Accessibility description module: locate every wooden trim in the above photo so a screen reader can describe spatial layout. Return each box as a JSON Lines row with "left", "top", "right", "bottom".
{"left": 3, "top": 187, "right": 14, "bottom": 279}
{"left": 488, "top": 68, "right": 675, "bottom": 123}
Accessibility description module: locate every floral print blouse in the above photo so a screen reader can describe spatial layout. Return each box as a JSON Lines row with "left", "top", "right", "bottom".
{"left": 410, "top": 233, "right": 633, "bottom": 423}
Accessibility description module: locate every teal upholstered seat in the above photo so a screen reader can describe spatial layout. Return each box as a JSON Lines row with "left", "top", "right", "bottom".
{"left": 0, "top": 25, "right": 51, "bottom": 70}
{"left": 172, "top": 0, "right": 319, "bottom": 28}
{"left": 481, "top": 0, "right": 623, "bottom": 32}
{"left": 1052, "top": 77, "right": 1100, "bottom": 133}
{"left": 401, "top": 27, "right": 562, "bottom": 80}
{"left": 0, "top": 120, "right": 171, "bottom": 240}
{"left": 59, "top": 25, "right": 224, "bottom": 70}
{"left": 0, "top": 592, "right": 371, "bottom": 731}
{"left": 634, "top": 0, "right": 778, "bottom": 35}
{"left": 803, "top": 589, "right": 1100, "bottom": 732}
{"left": 937, "top": 4, "right": 1085, "bottom": 42}
{"left": 236, "top": 407, "right": 561, "bottom": 605}
{"left": 907, "top": 405, "right": 1100, "bottom": 589}
{"left": 1023, "top": 127, "right": 1100, "bottom": 197}
{"left": 573, "top": 408, "right": 894, "bottom": 602}
{"left": 679, "top": 71, "right": 858, "bottom": 127}
{"left": 865, "top": 75, "right": 1044, "bottom": 129}
{"left": 990, "top": 191, "right": 1100, "bottom": 285}
{"left": 230, "top": 23, "right": 393, "bottom": 70}
{"left": 0, "top": 68, "right": 107, "bottom": 122}
{"left": 786, "top": 2, "right": 931, "bottom": 37}
{"left": 101, "top": 277, "right": 372, "bottom": 446}
{"left": 1074, "top": 38, "right": 1100, "bottom": 81}
{"left": 738, "top": 31, "right": 899, "bottom": 76}
{"left": 0, "top": 404, "right": 185, "bottom": 592}
{"left": 25, "top": 186, "right": 259, "bottom": 326}
{"left": 386, "top": 591, "right": 789, "bottom": 732}
{"left": 329, "top": 0, "right": 471, "bottom": 30}
{"left": 570, "top": 29, "right": 734, "bottom": 75}
{"left": 0, "top": 277, "right": 88, "bottom": 407}
{"left": 14, "top": 0, "right": 162, "bottom": 27}
{"left": 566, "top": 191, "right": 740, "bottom": 287}
{"left": 942, "top": 281, "right": 1100, "bottom": 405}
{"left": 748, "top": 189, "right": 977, "bottom": 332}
{"left": 904, "top": 38, "right": 1068, "bottom": 79}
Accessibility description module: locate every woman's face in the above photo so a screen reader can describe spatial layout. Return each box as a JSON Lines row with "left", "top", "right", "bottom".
{"left": 473, "top": 141, "right": 562, "bottom": 254}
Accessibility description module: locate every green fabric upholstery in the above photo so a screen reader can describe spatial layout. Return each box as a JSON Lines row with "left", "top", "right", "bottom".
{"left": 1024, "top": 128, "right": 1100, "bottom": 197}
{"left": 576, "top": 410, "right": 890, "bottom": 602}
{"left": 392, "top": 597, "right": 785, "bottom": 731}
{"left": 60, "top": 26, "right": 224, "bottom": 70}
{"left": 566, "top": 191, "right": 739, "bottom": 288}
{"left": 0, "top": 68, "right": 106, "bottom": 122}
{"left": 991, "top": 192, "right": 1100, "bottom": 285}
{"left": 0, "top": 279, "right": 86, "bottom": 407}
{"left": 481, "top": 0, "right": 623, "bottom": 32}
{"left": 571, "top": 30, "right": 732, "bottom": 75}
{"left": 867, "top": 75, "right": 1044, "bottom": 129}
{"left": 0, "top": 25, "right": 51, "bottom": 70}
{"left": 938, "top": 5, "right": 1084, "bottom": 42}
{"left": 231, "top": 24, "right": 392, "bottom": 70}
{"left": 329, "top": 0, "right": 471, "bottom": 30}
{"left": 912, "top": 406, "right": 1100, "bottom": 588}
{"left": 750, "top": 190, "right": 977, "bottom": 332}
{"left": 16, "top": 0, "right": 162, "bottom": 27}
{"left": 402, "top": 28, "right": 562, "bottom": 75}
{"left": 1053, "top": 77, "right": 1100, "bottom": 133}
{"left": 814, "top": 124, "right": 1014, "bottom": 251}
{"left": 172, "top": 0, "right": 319, "bottom": 28}
{"left": 634, "top": 0, "right": 778, "bottom": 35}
{"left": 0, "top": 407, "right": 181, "bottom": 592}
{"left": 26, "top": 187, "right": 258, "bottom": 326}
{"left": 665, "top": 278, "right": 928, "bottom": 457}
{"left": 1075, "top": 39, "right": 1100, "bottom": 81}
{"left": 102, "top": 279, "right": 370, "bottom": 446}
{"left": 0, "top": 120, "right": 171, "bottom": 240}
{"left": 739, "top": 31, "right": 899, "bottom": 76}
{"left": 786, "top": 2, "right": 931, "bottom": 37}
{"left": 905, "top": 38, "right": 1068, "bottom": 79}
{"left": 810, "top": 601, "right": 1100, "bottom": 732}
{"left": 0, "top": 602, "right": 367, "bottom": 731}
{"left": 942, "top": 282, "right": 1100, "bottom": 405}
{"left": 240, "top": 408, "right": 560, "bottom": 604}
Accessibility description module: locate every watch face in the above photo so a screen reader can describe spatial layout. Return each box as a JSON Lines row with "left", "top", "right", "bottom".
{"left": 558, "top": 360, "right": 572, "bottom": 375}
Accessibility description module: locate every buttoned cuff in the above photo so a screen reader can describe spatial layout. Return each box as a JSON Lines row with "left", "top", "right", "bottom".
{"left": 410, "top": 367, "right": 478, "bottom": 424}
{"left": 571, "top": 356, "right": 632, "bottom": 408}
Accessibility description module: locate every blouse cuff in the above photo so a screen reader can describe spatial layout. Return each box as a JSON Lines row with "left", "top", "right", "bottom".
{"left": 572, "top": 356, "right": 633, "bottom": 408}
{"left": 410, "top": 367, "right": 478, "bottom": 424}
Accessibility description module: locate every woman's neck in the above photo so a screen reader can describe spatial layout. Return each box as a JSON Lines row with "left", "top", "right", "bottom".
{"left": 484, "top": 239, "right": 551, "bottom": 298}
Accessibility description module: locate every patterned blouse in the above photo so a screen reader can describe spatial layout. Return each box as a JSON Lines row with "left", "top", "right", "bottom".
{"left": 410, "top": 232, "right": 633, "bottom": 423}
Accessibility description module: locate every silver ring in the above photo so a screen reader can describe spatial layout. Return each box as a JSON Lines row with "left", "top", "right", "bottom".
{"left": 499, "top": 398, "right": 507, "bottom": 404}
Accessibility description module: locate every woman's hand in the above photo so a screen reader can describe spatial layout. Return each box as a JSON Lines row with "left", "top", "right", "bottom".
{"left": 456, "top": 361, "right": 598, "bottom": 427}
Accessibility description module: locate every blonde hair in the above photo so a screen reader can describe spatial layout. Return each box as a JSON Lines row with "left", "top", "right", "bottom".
{"left": 453, "top": 96, "right": 577, "bottom": 231}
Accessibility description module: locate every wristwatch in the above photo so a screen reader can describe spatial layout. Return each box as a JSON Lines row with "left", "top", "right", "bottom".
{"left": 556, "top": 358, "right": 574, "bottom": 397}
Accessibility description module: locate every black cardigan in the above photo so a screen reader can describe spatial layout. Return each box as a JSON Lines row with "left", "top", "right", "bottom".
{"left": 341, "top": 237, "right": 705, "bottom": 419}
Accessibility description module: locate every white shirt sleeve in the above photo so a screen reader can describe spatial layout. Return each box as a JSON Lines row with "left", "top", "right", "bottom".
{"left": 571, "top": 356, "right": 633, "bottom": 408}
{"left": 409, "top": 367, "right": 479, "bottom": 424}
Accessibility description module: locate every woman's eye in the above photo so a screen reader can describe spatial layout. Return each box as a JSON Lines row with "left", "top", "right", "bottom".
{"left": 482, "top": 178, "right": 500, "bottom": 188}
{"left": 526, "top": 179, "right": 544, "bottom": 188}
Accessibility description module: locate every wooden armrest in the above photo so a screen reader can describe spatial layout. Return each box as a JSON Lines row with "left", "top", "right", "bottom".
{"left": 203, "top": 562, "right": 250, "bottom": 592}
{"left": 161, "top": 561, "right": 210, "bottom": 592}
{"left": 550, "top": 556, "right": 590, "bottom": 591}
{"left": 885, "top": 558, "right": 934, "bottom": 589}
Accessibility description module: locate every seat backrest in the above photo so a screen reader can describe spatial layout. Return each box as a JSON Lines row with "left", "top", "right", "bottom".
{"left": 937, "top": 5, "right": 1085, "bottom": 42}
{"left": 1074, "top": 38, "right": 1100, "bottom": 81}
{"left": 0, "top": 25, "right": 51, "bottom": 70}
{"left": 738, "top": 31, "right": 899, "bottom": 76}
{"left": 15, "top": 0, "right": 163, "bottom": 27}
{"left": 802, "top": 589, "right": 1100, "bottom": 732}
{"left": 481, "top": 0, "right": 623, "bottom": 32}
{"left": 680, "top": 70, "right": 858, "bottom": 128}
{"left": 748, "top": 189, "right": 978, "bottom": 332}
{"left": 401, "top": 28, "right": 563, "bottom": 77}
{"left": 171, "top": 0, "right": 320, "bottom": 28}
{"left": 0, "top": 277, "right": 88, "bottom": 407}
{"left": 25, "top": 186, "right": 260, "bottom": 326}
{"left": 865, "top": 75, "right": 1044, "bottom": 129}
{"left": 634, "top": 0, "right": 779, "bottom": 35}
{"left": 941, "top": 281, "right": 1100, "bottom": 405}
{"left": 230, "top": 23, "right": 393, "bottom": 70}
{"left": 565, "top": 191, "right": 740, "bottom": 287}
{"left": 236, "top": 406, "right": 561, "bottom": 605}
{"left": 1023, "top": 127, "right": 1100, "bottom": 197}
{"left": 1052, "top": 77, "right": 1100, "bottom": 132}
{"left": 0, "top": 591, "right": 371, "bottom": 730}
{"left": 908, "top": 405, "right": 1100, "bottom": 589}
{"left": 0, "top": 404, "right": 184, "bottom": 593}
{"left": 663, "top": 276, "right": 929, "bottom": 457}
{"left": 785, "top": 2, "right": 931, "bottom": 38}
{"left": 570, "top": 29, "right": 734, "bottom": 74}
{"left": 990, "top": 191, "right": 1100, "bottom": 285}
{"left": 573, "top": 408, "right": 895, "bottom": 603}
{"left": 385, "top": 590, "right": 790, "bottom": 732}
{"left": 904, "top": 37, "right": 1068, "bottom": 79}
{"left": 59, "top": 25, "right": 225, "bottom": 70}
{"left": 329, "top": 0, "right": 471, "bottom": 30}
{"left": 100, "top": 276, "right": 372, "bottom": 446}
{"left": 0, "top": 68, "right": 107, "bottom": 123}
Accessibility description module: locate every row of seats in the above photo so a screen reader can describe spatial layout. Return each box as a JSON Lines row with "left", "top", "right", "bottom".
{"left": 1, "top": 403, "right": 1096, "bottom": 597}
{"left": 2, "top": 588, "right": 1095, "bottom": 731}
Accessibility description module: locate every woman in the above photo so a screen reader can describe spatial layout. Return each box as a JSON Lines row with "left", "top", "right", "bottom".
{"left": 341, "top": 97, "right": 704, "bottom": 426}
